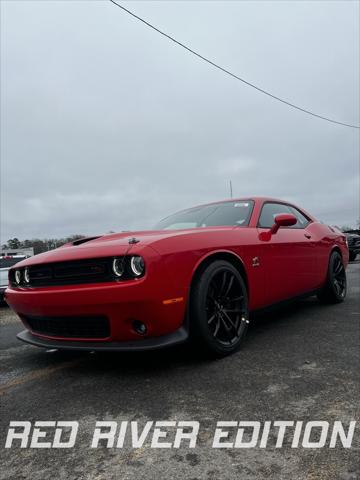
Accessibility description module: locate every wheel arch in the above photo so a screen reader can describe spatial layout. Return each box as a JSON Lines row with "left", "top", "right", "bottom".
{"left": 189, "top": 250, "right": 249, "bottom": 295}
{"left": 331, "top": 245, "right": 343, "bottom": 258}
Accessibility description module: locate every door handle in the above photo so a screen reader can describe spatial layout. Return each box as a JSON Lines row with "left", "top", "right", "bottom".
{"left": 304, "top": 233, "right": 312, "bottom": 239}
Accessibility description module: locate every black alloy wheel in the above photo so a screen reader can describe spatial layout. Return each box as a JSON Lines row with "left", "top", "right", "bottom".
{"left": 318, "top": 251, "right": 347, "bottom": 304}
{"left": 206, "top": 269, "right": 247, "bottom": 345}
{"left": 332, "top": 254, "right": 347, "bottom": 298}
{"left": 190, "top": 260, "right": 249, "bottom": 357}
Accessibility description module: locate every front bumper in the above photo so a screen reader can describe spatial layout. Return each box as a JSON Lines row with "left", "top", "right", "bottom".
{"left": 6, "top": 273, "right": 188, "bottom": 346}
{"left": 17, "top": 327, "right": 188, "bottom": 351}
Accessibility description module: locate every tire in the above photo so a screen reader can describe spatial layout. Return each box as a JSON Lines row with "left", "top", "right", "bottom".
{"left": 189, "top": 260, "right": 249, "bottom": 357}
{"left": 349, "top": 252, "right": 357, "bottom": 262}
{"left": 317, "top": 251, "right": 347, "bottom": 304}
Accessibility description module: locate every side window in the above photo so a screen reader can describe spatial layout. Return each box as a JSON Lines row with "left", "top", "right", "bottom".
{"left": 288, "top": 206, "right": 310, "bottom": 228}
{"left": 258, "top": 203, "right": 311, "bottom": 229}
{"left": 258, "top": 203, "right": 292, "bottom": 228}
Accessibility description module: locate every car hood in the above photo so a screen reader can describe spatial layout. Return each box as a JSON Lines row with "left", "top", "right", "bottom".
{"left": 12, "top": 227, "right": 235, "bottom": 267}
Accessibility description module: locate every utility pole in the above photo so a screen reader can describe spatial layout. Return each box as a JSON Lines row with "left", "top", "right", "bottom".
{"left": 229, "top": 180, "right": 233, "bottom": 199}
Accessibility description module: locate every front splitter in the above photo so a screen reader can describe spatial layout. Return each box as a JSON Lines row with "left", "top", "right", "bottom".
{"left": 17, "top": 327, "right": 188, "bottom": 352}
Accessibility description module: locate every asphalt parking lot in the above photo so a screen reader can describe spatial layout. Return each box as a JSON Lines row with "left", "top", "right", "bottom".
{"left": 0, "top": 262, "right": 359, "bottom": 480}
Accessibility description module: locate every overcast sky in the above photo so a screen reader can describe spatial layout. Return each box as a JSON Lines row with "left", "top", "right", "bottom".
{"left": 1, "top": 0, "right": 359, "bottom": 242}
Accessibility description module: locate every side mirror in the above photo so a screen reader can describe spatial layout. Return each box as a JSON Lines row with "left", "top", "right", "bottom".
{"left": 270, "top": 213, "right": 297, "bottom": 234}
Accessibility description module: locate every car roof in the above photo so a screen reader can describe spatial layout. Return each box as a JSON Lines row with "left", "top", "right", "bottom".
{"left": 180, "top": 197, "right": 316, "bottom": 222}
{"left": 159, "top": 197, "right": 316, "bottom": 224}
{"left": 191, "top": 196, "right": 299, "bottom": 208}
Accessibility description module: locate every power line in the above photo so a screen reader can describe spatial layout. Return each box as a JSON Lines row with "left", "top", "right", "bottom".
{"left": 109, "top": 0, "right": 359, "bottom": 130}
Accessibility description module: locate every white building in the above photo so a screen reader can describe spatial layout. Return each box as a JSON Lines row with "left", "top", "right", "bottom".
{"left": 1, "top": 247, "right": 34, "bottom": 257}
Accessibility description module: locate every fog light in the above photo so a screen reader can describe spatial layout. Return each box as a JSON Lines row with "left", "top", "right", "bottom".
{"left": 132, "top": 320, "right": 147, "bottom": 335}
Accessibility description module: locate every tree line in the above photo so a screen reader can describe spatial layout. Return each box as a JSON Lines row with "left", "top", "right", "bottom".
{"left": 2, "top": 235, "right": 85, "bottom": 255}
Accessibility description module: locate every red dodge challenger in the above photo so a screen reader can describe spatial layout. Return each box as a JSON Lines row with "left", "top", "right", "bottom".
{"left": 5, "top": 197, "right": 348, "bottom": 357}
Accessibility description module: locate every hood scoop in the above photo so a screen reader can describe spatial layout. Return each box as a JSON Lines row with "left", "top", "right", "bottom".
{"left": 72, "top": 236, "right": 101, "bottom": 246}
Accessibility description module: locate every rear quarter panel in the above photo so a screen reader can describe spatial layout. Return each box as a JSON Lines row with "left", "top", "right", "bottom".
{"left": 309, "top": 223, "right": 349, "bottom": 286}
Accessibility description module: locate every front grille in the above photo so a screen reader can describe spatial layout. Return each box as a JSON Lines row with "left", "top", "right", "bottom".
{"left": 22, "top": 315, "right": 110, "bottom": 339}
{"left": 28, "top": 258, "right": 111, "bottom": 286}
{"left": 348, "top": 239, "right": 360, "bottom": 248}
{"left": 9, "top": 255, "right": 145, "bottom": 288}
{"left": 348, "top": 238, "right": 360, "bottom": 247}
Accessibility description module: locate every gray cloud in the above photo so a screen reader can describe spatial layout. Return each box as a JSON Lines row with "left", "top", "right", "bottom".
{"left": 1, "top": 0, "right": 359, "bottom": 241}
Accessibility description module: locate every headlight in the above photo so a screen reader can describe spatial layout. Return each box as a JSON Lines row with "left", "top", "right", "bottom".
{"left": 112, "top": 258, "right": 125, "bottom": 277}
{"left": 24, "top": 267, "right": 30, "bottom": 283}
{"left": 14, "top": 270, "right": 21, "bottom": 285}
{"left": 130, "top": 256, "right": 145, "bottom": 277}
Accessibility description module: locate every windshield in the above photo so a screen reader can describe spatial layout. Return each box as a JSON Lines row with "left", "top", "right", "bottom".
{"left": 155, "top": 200, "right": 254, "bottom": 230}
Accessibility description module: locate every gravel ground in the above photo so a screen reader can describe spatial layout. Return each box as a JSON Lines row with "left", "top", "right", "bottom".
{"left": 0, "top": 261, "right": 359, "bottom": 480}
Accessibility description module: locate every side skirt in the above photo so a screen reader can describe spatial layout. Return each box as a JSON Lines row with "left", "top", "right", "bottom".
{"left": 251, "top": 289, "right": 320, "bottom": 316}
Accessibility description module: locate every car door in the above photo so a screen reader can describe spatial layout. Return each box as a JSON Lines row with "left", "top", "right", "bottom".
{"left": 256, "top": 202, "right": 316, "bottom": 305}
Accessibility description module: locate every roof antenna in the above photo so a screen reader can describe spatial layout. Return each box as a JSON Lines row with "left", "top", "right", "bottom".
{"left": 229, "top": 180, "right": 233, "bottom": 199}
